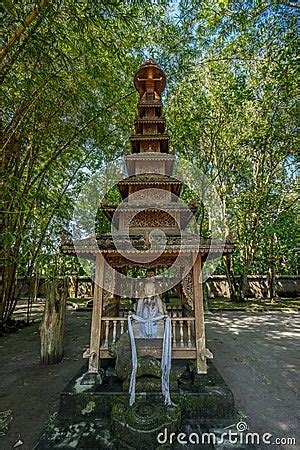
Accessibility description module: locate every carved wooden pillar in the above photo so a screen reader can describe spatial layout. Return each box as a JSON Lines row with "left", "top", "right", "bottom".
{"left": 88, "top": 253, "right": 104, "bottom": 373}
{"left": 180, "top": 283, "right": 185, "bottom": 304}
{"left": 180, "top": 267, "right": 187, "bottom": 312}
{"left": 192, "top": 253, "right": 207, "bottom": 374}
{"left": 113, "top": 268, "right": 124, "bottom": 315}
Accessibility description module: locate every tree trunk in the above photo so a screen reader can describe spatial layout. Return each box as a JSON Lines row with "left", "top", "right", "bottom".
{"left": 266, "top": 233, "right": 277, "bottom": 300}
{"left": 223, "top": 255, "right": 239, "bottom": 302}
{"left": 26, "top": 272, "right": 39, "bottom": 324}
{"left": 266, "top": 267, "right": 276, "bottom": 300}
{"left": 203, "top": 282, "right": 209, "bottom": 312}
{"left": 40, "top": 277, "right": 68, "bottom": 365}
{"left": 239, "top": 272, "right": 249, "bottom": 302}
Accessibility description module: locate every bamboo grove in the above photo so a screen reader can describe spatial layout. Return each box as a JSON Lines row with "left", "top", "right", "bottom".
{"left": 1, "top": 0, "right": 298, "bottom": 324}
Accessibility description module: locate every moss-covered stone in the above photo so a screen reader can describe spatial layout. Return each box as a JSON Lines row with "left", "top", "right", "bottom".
{"left": 81, "top": 400, "right": 96, "bottom": 415}
{"left": 172, "top": 388, "right": 234, "bottom": 420}
{"left": 136, "top": 355, "right": 162, "bottom": 378}
{"left": 111, "top": 397, "right": 181, "bottom": 450}
{"left": 112, "top": 334, "right": 165, "bottom": 382}
{"left": 48, "top": 361, "right": 236, "bottom": 448}
{"left": 122, "top": 359, "right": 187, "bottom": 392}
{"left": 110, "top": 332, "right": 132, "bottom": 381}
{"left": 34, "top": 420, "right": 118, "bottom": 449}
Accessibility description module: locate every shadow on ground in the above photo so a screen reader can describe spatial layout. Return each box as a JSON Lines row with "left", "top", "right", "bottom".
{"left": 0, "top": 311, "right": 298, "bottom": 449}
{"left": 206, "top": 312, "right": 299, "bottom": 450}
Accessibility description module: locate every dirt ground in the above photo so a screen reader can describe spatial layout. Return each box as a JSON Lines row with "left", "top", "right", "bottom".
{"left": 206, "top": 312, "right": 299, "bottom": 450}
{"left": 0, "top": 311, "right": 299, "bottom": 450}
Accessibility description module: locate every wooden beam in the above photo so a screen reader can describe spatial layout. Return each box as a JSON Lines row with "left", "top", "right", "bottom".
{"left": 192, "top": 253, "right": 207, "bottom": 374}
{"left": 88, "top": 254, "right": 104, "bottom": 372}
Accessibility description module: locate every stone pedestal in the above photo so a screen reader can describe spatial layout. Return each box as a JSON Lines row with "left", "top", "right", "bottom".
{"left": 34, "top": 361, "right": 254, "bottom": 449}
{"left": 112, "top": 398, "right": 181, "bottom": 449}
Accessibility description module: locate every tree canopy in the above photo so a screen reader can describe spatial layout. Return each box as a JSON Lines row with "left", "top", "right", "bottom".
{"left": 1, "top": 0, "right": 298, "bottom": 322}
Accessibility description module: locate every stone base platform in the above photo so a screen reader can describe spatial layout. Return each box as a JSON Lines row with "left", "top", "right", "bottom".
{"left": 35, "top": 361, "right": 255, "bottom": 449}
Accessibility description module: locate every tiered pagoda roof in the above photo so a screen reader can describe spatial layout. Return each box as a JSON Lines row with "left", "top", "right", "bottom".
{"left": 61, "top": 58, "right": 234, "bottom": 265}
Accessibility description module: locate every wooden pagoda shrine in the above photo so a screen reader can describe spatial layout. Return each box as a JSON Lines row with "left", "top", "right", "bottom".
{"left": 62, "top": 58, "right": 234, "bottom": 379}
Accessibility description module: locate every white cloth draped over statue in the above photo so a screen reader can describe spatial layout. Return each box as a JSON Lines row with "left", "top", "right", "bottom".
{"left": 127, "top": 292, "right": 172, "bottom": 406}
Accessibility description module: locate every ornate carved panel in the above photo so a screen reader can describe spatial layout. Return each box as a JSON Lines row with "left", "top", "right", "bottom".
{"left": 103, "top": 289, "right": 110, "bottom": 310}
{"left": 182, "top": 270, "right": 194, "bottom": 309}
{"left": 143, "top": 123, "right": 157, "bottom": 134}
{"left": 134, "top": 160, "right": 165, "bottom": 175}
{"left": 123, "top": 210, "right": 177, "bottom": 229}
{"left": 127, "top": 189, "right": 171, "bottom": 204}
{"left": 140, "top": 141, "right": 160, "bottom": 152}
{"left": 145, "top": 107, "right": 155, "bottom": 118}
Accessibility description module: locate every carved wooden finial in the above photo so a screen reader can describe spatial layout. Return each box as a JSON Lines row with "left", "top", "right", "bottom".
{"left": 134, "top": 58, "right": 166, "bottom": 98}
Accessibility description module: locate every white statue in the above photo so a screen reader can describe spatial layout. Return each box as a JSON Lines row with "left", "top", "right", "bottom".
{"left": 133, "top": 279, "right": 166, "bottom": 339}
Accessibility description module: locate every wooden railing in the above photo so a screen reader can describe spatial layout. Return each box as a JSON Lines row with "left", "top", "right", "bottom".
{"left": 118, "top": 304, "right": 183, "bottom": 318}
{"left": 100, "top": 316, "right": 195, "bottom": 350}
{"left": 166, "top": 305, "right": 183, "bottom": 317}
{"left": 171, "top": 317, "right": 194, "bottom": 348}
{"left": 101, "top": 317, "right": 128, "bottom": 348}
